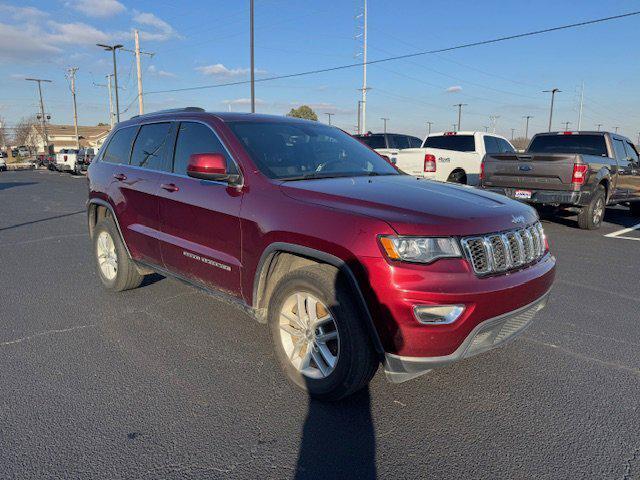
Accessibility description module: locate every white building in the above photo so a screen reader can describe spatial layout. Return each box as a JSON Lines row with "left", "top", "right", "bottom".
{"left": 27, "top": 124, "right": 110, "bottom": 154}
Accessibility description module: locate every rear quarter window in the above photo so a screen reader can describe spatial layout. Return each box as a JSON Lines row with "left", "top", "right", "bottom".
{"left": 424, "top": 135, "right": 475, "bottom": 152}
{"left": 101, "top": 126, "right": 138, "bottom": 165}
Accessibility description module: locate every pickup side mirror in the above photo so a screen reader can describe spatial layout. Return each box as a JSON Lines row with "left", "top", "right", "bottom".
{"left": 186, "top": 153, "right": 240, "bottom": 184}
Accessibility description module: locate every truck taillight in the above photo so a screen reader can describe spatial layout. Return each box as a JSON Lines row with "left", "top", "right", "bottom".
{"left": 424, "top": 154, "right": 436, "bottom": 172}
{"left": 64, "top": 155, "right": 67, "bottom": 161}
{"left": 480, "top": 161, "right": 485, "bottom": 181}
{"left": 571, "top": 164, "right": 588, "bottom": 184}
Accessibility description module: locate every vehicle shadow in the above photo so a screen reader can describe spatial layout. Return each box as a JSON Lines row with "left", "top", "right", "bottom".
{"left": 536, "top": 205, "right": 639, "bottom": 229}
{"left": 294, "top": 387, "right": 376, "bottom": 480}
{"left": 0, "top": 181, "right": 38, "bottom": 191}
{"left": 140, "top": 273, "right": 165, "bottom": 288}
{"left": 294, "top": 262, "right": 400, "bottom": 480}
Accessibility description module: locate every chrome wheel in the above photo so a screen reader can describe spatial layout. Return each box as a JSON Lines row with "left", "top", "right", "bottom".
{"left": 593, "top": 198, "right": 604, "bottom": 224}
{"left": 278, "top": 292, "right": 340, "bottom": 379}
{"left": 96, "top": 231, "right": 117, "bottom": 280}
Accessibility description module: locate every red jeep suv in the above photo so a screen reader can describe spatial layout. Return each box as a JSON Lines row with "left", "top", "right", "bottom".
{"left": 87, "top": 108, "right": 555, "bottom": 400}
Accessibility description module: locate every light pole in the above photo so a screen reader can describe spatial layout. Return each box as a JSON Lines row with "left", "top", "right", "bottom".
{"left": 511, "top": 128, "right": 516, "bottom": 140}
{"left": 250, "top": 0, "right": 255, "bottom": 113}
{"left": 523, "top": 115, "right": 533, "bottom": 139}
{"left": 543, "top": 88, "right": 560, "bottom": 132}
{"left": 381, "top": 117, "right": 389, "bottom": 134}
{"left": 454, "top": 103, "right": 467, "bottom": 131}
{"left": 452, "top": 123, "right": 457, "bottom": 132}
{"left": 66, "top": 67, "right": 80, "bottom": 149}
{"left": 97, "top": 44, "right": 123, "bottom": 122}
{"left": 25, "top": 78, "right": 52, "bottom": 155}
{"left": 596, "top": 123, "right": 602, "bottom": 131}
{"left": 613, "top": 126, "right": 619, "bottom": 133}
{"left": 562, "top": 121, "right": 571, "bottom": 131}
{"left": 426, "top": 121, "right": 433, "bottom": 136}
{"left": 325, "top": 112, "right": 334, "bottom": 125}
{"left": 483, "top": 126, "right": 489, "bottom": 132}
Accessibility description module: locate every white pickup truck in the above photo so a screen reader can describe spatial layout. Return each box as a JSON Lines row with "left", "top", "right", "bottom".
{"left": 394, "top": 131, "right": 516, "bottom": 185}
{"left": 55, "top": 149, "right": 80, "bottom": 173}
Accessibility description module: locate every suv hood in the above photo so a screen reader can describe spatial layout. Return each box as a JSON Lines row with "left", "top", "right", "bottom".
{"left": 280, "top": 175, "right": 537, "bottom": 236}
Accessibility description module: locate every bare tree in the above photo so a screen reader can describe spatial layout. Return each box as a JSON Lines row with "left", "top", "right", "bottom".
{"left": 511, "top": 136, "right": 529, "bottom": 151}
{"left": 0, "top": 116, "right": 7, "bottom": 149}
{"left": 12, "top": 116, "right": 36, "bottom": 147}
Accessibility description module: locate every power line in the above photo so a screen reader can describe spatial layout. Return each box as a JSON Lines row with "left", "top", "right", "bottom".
{"left": 146, "top": 11, "right": 640, "bottom": 95}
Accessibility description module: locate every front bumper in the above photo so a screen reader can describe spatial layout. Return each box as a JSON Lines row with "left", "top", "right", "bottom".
{"left": 383, "top": 290, "right": 550, "bottom": 383}
{"left": 484, "top": 187, "right": 592, "bottom": 206}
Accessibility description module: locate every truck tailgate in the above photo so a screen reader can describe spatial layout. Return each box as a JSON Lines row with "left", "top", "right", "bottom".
{"left": 482, "top": 153, "right": 578, "bottom": 191}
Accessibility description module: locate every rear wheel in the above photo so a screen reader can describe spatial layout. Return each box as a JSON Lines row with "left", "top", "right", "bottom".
{"left": 577, "top": 185, "right": 606, "bottom": 230}
{"left": 93, "top": 218, "right": 143, "bottom": 292}
{"left": 447, "top": 169, "right": 467, "bottom": 184}
{"left": 630, "top": 202, "right": 640, "bottom": 217}
{"left": 268, "top": 264, "right": 378, "bottom": 401}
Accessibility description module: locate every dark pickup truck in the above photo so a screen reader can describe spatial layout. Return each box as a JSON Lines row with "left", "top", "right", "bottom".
{"left": 481, "top": 131, "right": 640, "bottom": 229}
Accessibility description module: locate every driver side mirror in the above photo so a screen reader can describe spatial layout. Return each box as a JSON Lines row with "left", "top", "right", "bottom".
{"left": 186, "top": 153, "right": 240, "bottom": 184}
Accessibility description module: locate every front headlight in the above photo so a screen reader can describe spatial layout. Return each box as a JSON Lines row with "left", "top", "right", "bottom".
{"left": 379, "top": 235, "right": 462, "bottom": 263}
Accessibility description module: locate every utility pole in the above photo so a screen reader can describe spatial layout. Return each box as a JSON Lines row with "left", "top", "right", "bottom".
{"left": 325, "top": 112, "right": 334, "bottom": 125}
{"left": 381, "top": 117, "right": 389, "bottom": 134}
{"left": 426, "top": 121, "right": 433, "bottom": 136}
{"left": 523, "top": 115, "right": 533, "bottom": 139}
{"left": 636, "top": 132, "right": 640, "bottom": 146}
{"left": 543, "top": 88, "right": 560, "bottom": 132}
{"left": 614, "top": 126, "right": 619, "bottom": 133}
{"left": 596, "top": 123, "right": 602, "bottom": 131}
{"left": 452, "top": 123, "right": 457, "bottom": 132}
{"left": 454, "top": 103, "right": 467, "bottom": 131}
{"left": 577, "top": 81, "right": 584, "bottom": 131}
{"left": 134, "top": 30, "right": 144, "bottom": 115}
{"left": 359, "top": 0, "right": 368, "bottom": 133}
{"left": 562, "top": 121, "right": 571, "bottom": 131}
{"left": 357, "top": 100, "right": 363, "bottom": 134}
{"left": 92, "top": 75, "right": 116, "bottom": 128}
{"left": 489, "top": 115, "right": 500, "bottom": 133}
{"left": 511, "top": 128, "right": 516, "bottom": 140}
{"left": 66, "top": 67, "right": 80, "bottom": 149}
{"left": 97, "top": 44, "right": 123, "bottom": 122}
{"left": 25, "top": 78, "right": 52, "bottom": 155}
{"left": 250, "top": 0, "right": 255, "bottom": 113}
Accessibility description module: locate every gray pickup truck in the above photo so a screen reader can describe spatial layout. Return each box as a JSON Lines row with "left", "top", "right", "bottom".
{"left": 481, "top": 131, "right": 640, "bottom": 229}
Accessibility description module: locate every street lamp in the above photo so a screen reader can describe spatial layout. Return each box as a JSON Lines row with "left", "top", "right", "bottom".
{"left": 543, "top": 88, "right": 561, "bottom": 132}
{"left": 97, "top": 44, "right": 123, "bottom": 122}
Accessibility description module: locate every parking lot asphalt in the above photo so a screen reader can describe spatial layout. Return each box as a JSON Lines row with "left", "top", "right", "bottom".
{"left": 1, "top": 169, "right": 639, "bottom": 480}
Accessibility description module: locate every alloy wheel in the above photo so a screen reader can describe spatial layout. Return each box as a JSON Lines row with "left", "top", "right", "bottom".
{"left": 593, "top": 198, "right": 604, "bottom": 225}
{"left": 96, "top": 231, "right": 118, "bottom": 280}
{"left": 278, "top": 292, "right": 340, "bottom": 379}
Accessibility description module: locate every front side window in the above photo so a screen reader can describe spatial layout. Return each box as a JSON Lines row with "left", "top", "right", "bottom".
{"left": 101, "top": 126, "right": 137, "bottom": 164}
{"left": 624, "top": 141, "right": 639, "bottom": 162}
{"left": 424, "top": 135, "right": 475, "bottom": 152}
{"left": 131, "top": 123, "right": 172, "bottom": 171}
{"left": 173, "top": 122, "right": 236, "bottom": 176}
{"left": 408, "top": 136, "right": 423, "bottom": 148}
{"left": 612, "top": 139, "right": 627, "bottom": 161}
{"left": 390, "top": 135, "right": 411, "bottom": 150}
{"left": 227, "top": 121, "right": 399, "bottom": 180}
{"left": 496, "top": 138, "right": 516, "bottom": 153}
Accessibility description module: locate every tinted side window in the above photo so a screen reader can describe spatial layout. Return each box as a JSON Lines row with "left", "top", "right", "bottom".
{"left": 497, "top": 138, "right": 516, "bottom": 153}
{"left": 483, "top": 136, "right": 500, "bottom": 154}
{"left": 624, "top": 141, "right": 639, "bottom": 162}
{"left": 612, "top": 139, "right": 627, "bottom": 161}
{"left": 408, "top": 136, "right": 423, "bottom": 148}
{"left": 173, "top": 122, "right": 235, "bottom": 176}
{"left": 131, "top": 123, "right": 172, "bottom": 171}
{"left": 391, "top": 135, "right": 411, "bottom": 149}
{"left": 101, "top": 126, "right": 137, "bottom": 164}
{"left": 359, "top": 135, "right": 386, "bottom": 149}
{"left": 424, "top": 135, "right": 475, "bottom": 152}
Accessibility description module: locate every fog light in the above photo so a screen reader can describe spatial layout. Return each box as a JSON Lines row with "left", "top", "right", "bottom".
{"left": 413, "top": 304, "right": 465, "bottom": 325}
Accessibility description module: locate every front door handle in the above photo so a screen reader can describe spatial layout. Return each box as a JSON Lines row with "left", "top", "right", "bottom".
{"left": 161, "top": 183, "right": 179, "bottom": 192}
{"left": 113, "top": 173, "right": 127, "bottom": 181}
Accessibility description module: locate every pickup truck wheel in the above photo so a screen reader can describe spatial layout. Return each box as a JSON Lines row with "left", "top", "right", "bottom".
{"left": 629, "top": 202, "right": 640, "bottom": 217}
{"left": 93, "top": 219, "right": 143, "bottom": 292}
{"left": 268, "top": 264, "right": 378, "bottom": 401}
{"left": 577, "top": 185, "right": 606, "bottom": 230}
{"left": 447, "top": 170, "right": 467, "bottom": 184}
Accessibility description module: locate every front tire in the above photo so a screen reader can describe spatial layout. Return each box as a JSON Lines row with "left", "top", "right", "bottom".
{"left": 93, "top": 218, "right": 143, "bottom": 292}
{"left": 267, "top": 264, "right": 378, "bottom": 401}
{"left": 577, "top": 185, "right": 606, "bottom": 230}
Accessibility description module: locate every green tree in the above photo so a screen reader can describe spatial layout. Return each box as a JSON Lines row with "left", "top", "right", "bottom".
{"left": 286, "top": 105, "right": 318, "bottom": 121}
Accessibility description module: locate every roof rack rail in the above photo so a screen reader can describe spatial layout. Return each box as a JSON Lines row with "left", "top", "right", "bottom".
{"left": 131, "top": 107, "right": 204, "bottom": 118}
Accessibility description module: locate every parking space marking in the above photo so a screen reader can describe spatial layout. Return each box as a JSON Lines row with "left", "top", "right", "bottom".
{"left": 604, "top": 222, "right": 640, "bottom": 241}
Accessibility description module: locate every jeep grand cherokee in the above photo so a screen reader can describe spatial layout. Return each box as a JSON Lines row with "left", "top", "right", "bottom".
{"left": 87, "top": 108, "right": 555, "bottom": 401}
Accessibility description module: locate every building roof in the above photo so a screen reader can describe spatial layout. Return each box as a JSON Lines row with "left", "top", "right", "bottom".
{"left": 32, "top": 124, "right": 110, "bottom": 140}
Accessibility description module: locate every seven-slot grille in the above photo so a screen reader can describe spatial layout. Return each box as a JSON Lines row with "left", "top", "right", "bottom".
{"left": 461, "top": 222, "right": 546, "bottom": 275}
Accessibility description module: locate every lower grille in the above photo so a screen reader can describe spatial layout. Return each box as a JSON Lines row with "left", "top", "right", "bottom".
{"left": 461, "top": 222, "right": 546, "bottom": 276}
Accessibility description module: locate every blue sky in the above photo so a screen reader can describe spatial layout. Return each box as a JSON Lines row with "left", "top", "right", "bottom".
{"left": 1, "top": 0, "right": 639, "bottom": 140}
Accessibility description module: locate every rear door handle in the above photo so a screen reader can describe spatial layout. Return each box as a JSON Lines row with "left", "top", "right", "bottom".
{"left": 113, "top": 173, "right": 127, "bottom": 181}
{"left": 161, "top": 183, "right": 179, "bottom": 192}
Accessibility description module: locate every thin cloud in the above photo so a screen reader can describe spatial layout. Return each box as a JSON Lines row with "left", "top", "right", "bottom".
{"left": 132, "top": 10, "right": 180, "bottom": 41}
{"left": 446, "top": 85, "right": 463, "bottom": 93}
{"left": 197, "top": 63, "right": 267, "bottom": 78}
{"left": 223, "top": 98, "right": 266, "bottom": 106}
{"left": 148, "top": 65, "right": 176, "bottom": 78}
{"left": 66, "top": 0, "right": 125, "bottom": 18}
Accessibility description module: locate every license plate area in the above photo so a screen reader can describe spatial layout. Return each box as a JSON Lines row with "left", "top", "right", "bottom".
{"left": 514, "top": 189, "right": 532, "bottom": 199}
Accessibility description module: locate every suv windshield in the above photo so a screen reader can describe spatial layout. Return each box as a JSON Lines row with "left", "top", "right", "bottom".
{"left": 424, "top": 135, "right": 475, "bottom": 152}
{"left": 227, "top": 121, "right": 399, "bottom": 180}
{"left": 528, "top": 134, "right": 608, "bottom": 156}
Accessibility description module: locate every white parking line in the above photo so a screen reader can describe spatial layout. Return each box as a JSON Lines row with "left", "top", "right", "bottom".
{"left": 604, "top": 222, "right": 640, "bottom": 241}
